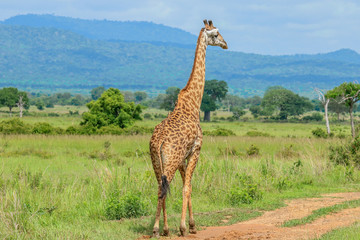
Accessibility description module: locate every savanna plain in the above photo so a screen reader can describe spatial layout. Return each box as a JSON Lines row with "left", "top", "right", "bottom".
{"left": 1, "top": 106, "right": 360, "bottom": 239}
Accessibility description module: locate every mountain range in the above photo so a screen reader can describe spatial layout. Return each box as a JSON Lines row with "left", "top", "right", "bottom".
{"left": 1, "top": 14, "right": 360, "bottom": 97}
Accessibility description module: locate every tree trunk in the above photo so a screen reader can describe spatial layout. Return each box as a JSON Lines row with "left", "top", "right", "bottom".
{"left": 324, "top": 99, "right": 331, "bottom": 135}
{"left": 350, "top": 104, "right": 355, "bottom": 138}
{"left": 9, "top": 107, "right": 12, "bottom": 117}
{"left": 204, "top": 111, "right": 211, "bottom": 122}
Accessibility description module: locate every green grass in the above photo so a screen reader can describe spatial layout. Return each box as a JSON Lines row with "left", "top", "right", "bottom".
{"left": 316, "top": 222, "right": 360, "bottom": 240}
{"left": 282, "top": 199, "right": 360, "bottom": 227}
{"left": 0, "top": 106, "right": 359, "bottom": 239}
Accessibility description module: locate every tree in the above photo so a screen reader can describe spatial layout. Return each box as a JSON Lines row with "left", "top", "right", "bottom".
{"left": 90, "top": 86, "right": 106, "bottom": 100}
{"left": 261, "top": 86, "right": 312, "bottom": 119}
{"left": 134, "top": 91, "right": 148, "bottom": 103}
{"left": 201, "top": 80, "right": 228, "bottom": 121}
{"left": 0, "top": 87, "right": 29, "bottom": 116}
{"left": 230, "top": 106, "right": 246, "bottom": 120}
{"left": 326, "top": 82, "right": 360, "bottom": 138}
{"left": 315, "top": 88, "right": 330, "bottom": 135}
{"left": 328, "top": 97, "right": 348, "bottom": 121}
{"left": 16, "top": 92, "right": 30, "bottom": 118}
{"left": 81, "top": 88, "right": 142, "bottom": 129}
{"left": 161, "top": 87, "right": 180, "bottom": 111}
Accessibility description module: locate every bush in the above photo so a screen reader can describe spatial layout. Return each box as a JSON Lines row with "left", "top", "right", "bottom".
{"left": 302, "top": 112, "right": 323, "bottom": 122}
{"left": 203, "top": 128, "right": 236, "bottom": 136}
{"left": 228, "top": 174, "right": 262, "bottom": 205}
{"left": 312, "top": 128, "right": 328, "bottom": 138}
{"left": 246, "top": 131, "right": 271, "bottom": 137}
{"left": 329, "top": 136, "right": 360, "bottom": 167}
{"left": 97, "top": 125, "right": 124, "bottom": 135}
{"left": 32, "top": 122, "right": 55, "bottom": 134}
{"left": 0, "top": 118, "right": 31, "bottom": 134}
{"left": 104, "top": 192, "right": 149, "bottom": 220}
{"left": 246, "top": 144, "right": 260, "bottom": 156}
{"left": 143, "top": 113, "right": 152, "bottom": 119}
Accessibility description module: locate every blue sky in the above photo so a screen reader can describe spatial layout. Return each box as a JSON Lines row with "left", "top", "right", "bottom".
{"left": 0, "top": 0, "right": 359, "bottom": 55}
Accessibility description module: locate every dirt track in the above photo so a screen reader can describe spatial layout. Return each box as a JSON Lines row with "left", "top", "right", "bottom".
{"left": 172, "top": 192, "right": 360, "bottom": 240}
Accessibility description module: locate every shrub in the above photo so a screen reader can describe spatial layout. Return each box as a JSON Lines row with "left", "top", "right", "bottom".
{"left": 0, "top": 118, "right": 31, "bottom": 134}
{"left": 329, "top": 136, "right": 360, "bottom": 167}
{"left": 312, "top": 128, "right": 328, "bottom": 138}
{"left": 228, "top": 174, "right": 262, "bottom": 205}
{"left": 104, "top": 192, "right": 149, "bottom": 220}
{"left": 246, "top": 144, "right": 260, "bottom": 156}
{"left": 276, "top": 145, "right": 299, "bottom": 159}
{"left": 302, "top": 112, "right": 323, "bottom": 122}
{"left": 203, "top": 128, "right": 236, "bottom": 136}
{"left": 143, "top": 113, "right": 152, "bottom": 119}
{"left": 32, "top": 122, "right": 55, "bottom": 134}
{"left": 246, "top": 131, "right": 271, "bottom": 137}
{"left": 97, "top": 125, "right": 124, "bottom": 135}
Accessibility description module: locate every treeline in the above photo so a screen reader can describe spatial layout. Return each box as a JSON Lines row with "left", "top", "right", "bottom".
{"left": 1, "top": 82, "right": 360, "bottom": 123}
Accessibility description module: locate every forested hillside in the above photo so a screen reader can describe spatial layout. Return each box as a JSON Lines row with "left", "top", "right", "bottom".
{"left": 1, "top": 15, "right": 360, "bottom": 97}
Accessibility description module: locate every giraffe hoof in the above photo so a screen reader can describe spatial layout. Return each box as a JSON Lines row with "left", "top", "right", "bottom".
{"left": 162, "top": 228, "right": 169, "bottom": 236}
{"left": 179, "top": 227, "right": 186, "bottom": 236}
{"left": 189, "top": 227, "right": 197, "bottom": 234}
{"left": 152, "top": 227, "right": 160, "bottom": 238}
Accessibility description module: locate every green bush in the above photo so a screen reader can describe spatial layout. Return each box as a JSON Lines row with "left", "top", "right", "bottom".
{"left": 302, "top": 112, "right": 323, "bottom": 122}
{"left": 329, "top": 136, "right": 360, "bottom": 167}
{"left": 0, "top": 118, "right": 31, "bottom": 134}
{"left": 104, "top": 192, "right": 149, "bottom": 220}
{"left": 32, "top": 122, "right": 55, "bottom": 134}
{"left": 312, "top": 127, "right": 328, "bottom": 138}
{"left": 203, "top": 128, "right": 236, "bottom": 136}
{"left": 228, "top": 174, "right": 262, "bottom": 205}
{"left": 143, "top": 113, "right": 152, "bottom": 119}
{"left": 97, "top": 125, "right": 124, "bottom": 135}
{"left": 246, "top": 131, "right": 271, "bottom": 137}
{"left": 246, "top": 144, "right": 260, "bottom": 156}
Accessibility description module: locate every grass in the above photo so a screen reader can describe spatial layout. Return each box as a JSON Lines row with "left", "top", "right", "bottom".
{"left": 282, "top": 199, "right": 360, "bottom": 227}
{"left": 317, "top": 222, "right": 360, "bottom": 240}
{"left": 0, "top": 106, "right": 360, "bottom": 239}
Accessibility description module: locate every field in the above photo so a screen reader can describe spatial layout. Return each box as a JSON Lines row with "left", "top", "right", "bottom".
{"left": 1, "top": 106, "right": 360, "bottom": 239}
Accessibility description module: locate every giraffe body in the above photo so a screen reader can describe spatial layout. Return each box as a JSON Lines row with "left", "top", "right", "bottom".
{"left": 150, "top": 20, "right": 227, "bottom": 237}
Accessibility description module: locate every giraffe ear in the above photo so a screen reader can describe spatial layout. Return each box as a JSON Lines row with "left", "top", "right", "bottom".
{"left": 208, "top": 20, "right": 213, "bottom": 27}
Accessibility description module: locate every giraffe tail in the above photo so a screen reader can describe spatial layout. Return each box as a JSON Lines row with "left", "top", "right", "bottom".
{"left": 160, "top": 175, "right": 170, "bottom": 198}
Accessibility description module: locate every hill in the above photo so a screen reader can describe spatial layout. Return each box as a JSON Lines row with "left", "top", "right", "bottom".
{"left": 2, "top": 14, "right": 197, "bottom": 45}
{"left": 1, "top": 15, "right": 360, "bottom": 97}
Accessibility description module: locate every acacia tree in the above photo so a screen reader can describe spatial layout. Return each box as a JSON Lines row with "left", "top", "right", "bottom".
{"left": 201, "top": 80, "right": 228, "bottom": 121}
{"left": 16, "top": 92, "right": 30, "bottom": 118}
{"left": 315, "top": 88, "right": 330, "bottom": 135}
{"left": 326, "top": 82, "right": 360, "bottom": 138}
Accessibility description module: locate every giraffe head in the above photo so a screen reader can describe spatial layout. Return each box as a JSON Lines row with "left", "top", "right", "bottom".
{"left": 203, "top": 19, "right": 228, "bottom": 49}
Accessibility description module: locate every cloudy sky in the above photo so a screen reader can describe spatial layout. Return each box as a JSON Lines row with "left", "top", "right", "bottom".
{"left": 0, "top": 0, "right": 359, "bottom": 55}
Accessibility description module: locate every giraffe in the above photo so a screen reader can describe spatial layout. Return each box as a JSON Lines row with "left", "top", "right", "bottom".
{"left": 149, "top": 19, "right": 227, "bottom": 237}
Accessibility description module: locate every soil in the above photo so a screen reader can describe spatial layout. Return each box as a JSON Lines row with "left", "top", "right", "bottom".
{"left": 143, "top": 192, "right": 360, "bottom": 240}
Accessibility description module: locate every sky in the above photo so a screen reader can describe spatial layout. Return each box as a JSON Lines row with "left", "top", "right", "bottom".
{"left": 0, "top": 0, "right": 359, "bottom": 55}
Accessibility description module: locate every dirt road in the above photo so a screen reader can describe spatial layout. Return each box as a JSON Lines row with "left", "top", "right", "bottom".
{"left": 174, "top": 192, "right": 360, "bottom": 240}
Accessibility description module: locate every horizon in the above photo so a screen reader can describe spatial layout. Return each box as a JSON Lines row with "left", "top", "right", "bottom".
{"left": 0, "top": 0, "right": 359, "bottom": 55}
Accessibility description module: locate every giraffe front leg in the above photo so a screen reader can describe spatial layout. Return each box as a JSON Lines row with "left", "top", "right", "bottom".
{"left": 188, "top": 185, "right": 196, "bottom": 234}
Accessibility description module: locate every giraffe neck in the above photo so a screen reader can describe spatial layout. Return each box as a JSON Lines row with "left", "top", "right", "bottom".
{"left": 175, "top": 30, "right": 207, "bottom": 117}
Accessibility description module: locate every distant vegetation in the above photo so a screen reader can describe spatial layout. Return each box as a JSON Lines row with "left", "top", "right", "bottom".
{"left": 1, "top": 14, "right": 360, "bottom": 96}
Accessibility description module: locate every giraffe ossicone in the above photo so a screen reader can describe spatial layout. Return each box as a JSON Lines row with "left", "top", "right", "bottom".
{"left": 149, "top": 19, "right": 227, "bottom": 237}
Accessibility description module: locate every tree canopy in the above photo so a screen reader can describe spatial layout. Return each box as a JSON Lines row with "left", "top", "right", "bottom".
{"left": 0, "top": 87, "right": 29, "bottom": 115}
{"left": 81, "top": 88, "right": 142, "bottom": 129}
{"left": 261, "top": 86, "right": 312, "bottom": 119}
{"left": 160, "top": 87, "right": 180, "bottom": 111}
{"left": 201, "top": 80, "right": 228, "bottom": 121}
